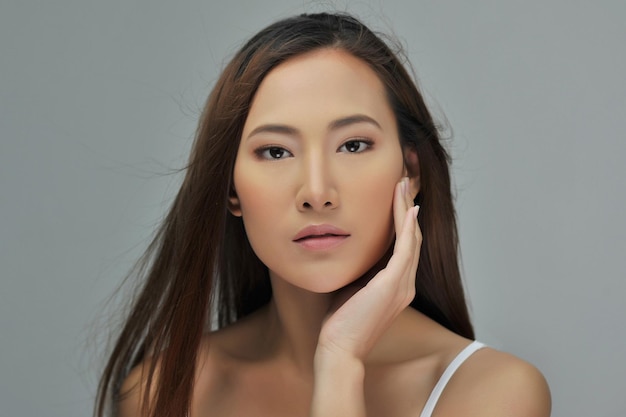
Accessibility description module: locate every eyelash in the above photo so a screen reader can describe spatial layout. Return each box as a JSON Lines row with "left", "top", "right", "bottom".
{"left": 254, "top": 146, "right": 293, "bottom": 160}
{"left": 338, "top": 138, "right": 374, "bottom": 153}
{"left": 254, "top": 138, "right": 374, "bottom": 161}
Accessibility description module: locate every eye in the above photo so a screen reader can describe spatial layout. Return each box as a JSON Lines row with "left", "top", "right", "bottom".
{"left": 338, "top": 139, "right": 373, "bottom": 153}
{"left": 256, "top": 146, "right": 293, "bottom": 160}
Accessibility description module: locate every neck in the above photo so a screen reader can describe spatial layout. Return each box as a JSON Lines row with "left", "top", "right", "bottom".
{"left": 265, "top": 274, "right": 334, "bottom": 374}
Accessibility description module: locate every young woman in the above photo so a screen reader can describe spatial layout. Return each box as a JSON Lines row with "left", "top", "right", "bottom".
{"left": 95, "top": 12, "right": 551, "bottom": 417}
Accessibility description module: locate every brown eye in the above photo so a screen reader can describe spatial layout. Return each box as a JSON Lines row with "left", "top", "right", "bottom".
{"left": 268, "top": 148, "right": 285, "bottom": 159}
{"left": 256, "top": 146, "right": 293, "bottom": 160}
{"left": 339, "top": 139, "right": 372, "bottom": 153}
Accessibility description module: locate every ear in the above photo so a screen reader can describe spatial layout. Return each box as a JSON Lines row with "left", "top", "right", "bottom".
{"left": 403, "top": 147, "right": 421, "bottom": 198}
{"left": 227, "top": 187, "right": 242, "bottom": 217}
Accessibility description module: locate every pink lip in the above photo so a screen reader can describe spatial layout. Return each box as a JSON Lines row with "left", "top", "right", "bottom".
{"left": 293, "top": 224, "right": 350, "bottom": 250}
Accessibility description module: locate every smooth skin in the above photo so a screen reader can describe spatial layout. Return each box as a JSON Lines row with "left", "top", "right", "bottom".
{"left": 119, "top": 49, "right": 551, "bottom": 417}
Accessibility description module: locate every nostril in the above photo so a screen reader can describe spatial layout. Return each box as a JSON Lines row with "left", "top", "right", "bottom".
{"left": 298, "top": 199, "right": 337, "bottom": 211}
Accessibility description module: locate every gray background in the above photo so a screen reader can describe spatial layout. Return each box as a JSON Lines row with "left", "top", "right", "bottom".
{"left": 1, "top": 1, "right": 624, "bottom": 416}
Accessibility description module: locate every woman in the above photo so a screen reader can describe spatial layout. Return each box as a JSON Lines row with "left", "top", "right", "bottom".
{"left": 96, "top": 12, "right": 550, "bottom": 417}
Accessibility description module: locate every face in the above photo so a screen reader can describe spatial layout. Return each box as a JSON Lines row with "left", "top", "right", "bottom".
{"left": 231, "top": 48, "right": 406, "bottom": 293}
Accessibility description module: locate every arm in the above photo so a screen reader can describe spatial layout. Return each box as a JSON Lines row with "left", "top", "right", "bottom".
{"left": 310, "top": 351, "right": 366, "bottom": 417}
{"left": 310, "top": 178, "right": 421, "bottom": 417}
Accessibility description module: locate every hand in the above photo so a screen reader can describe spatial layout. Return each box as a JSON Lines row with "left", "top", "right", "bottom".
{"left": 315, "top": 177, "right": 422, "bottom": 362}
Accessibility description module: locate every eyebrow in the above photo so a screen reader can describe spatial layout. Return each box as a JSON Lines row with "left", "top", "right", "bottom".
{"left": 246, "top": 114, "right": 382, "bottom": 140}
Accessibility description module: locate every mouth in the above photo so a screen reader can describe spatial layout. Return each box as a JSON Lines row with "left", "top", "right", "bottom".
{"left": 293, "top": 225, "right": 350, "bottom": 250}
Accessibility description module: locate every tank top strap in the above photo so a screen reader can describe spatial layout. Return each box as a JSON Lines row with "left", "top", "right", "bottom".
{"left": 419, "top": 341, "right": 486, "bottom": 417}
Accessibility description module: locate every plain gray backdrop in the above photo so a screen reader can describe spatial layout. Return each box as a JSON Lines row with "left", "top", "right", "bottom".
{"left": 1, "top": 1, "right": 624, "bottom": 416}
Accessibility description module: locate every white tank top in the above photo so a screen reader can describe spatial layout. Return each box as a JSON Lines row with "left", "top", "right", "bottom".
{"left": 419, "top": 341, "right": 486, "bottom": 417}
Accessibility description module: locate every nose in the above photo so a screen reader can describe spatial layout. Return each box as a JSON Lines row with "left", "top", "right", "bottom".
{"left": 295, "top": 153, "right": 339, "bottom": 212}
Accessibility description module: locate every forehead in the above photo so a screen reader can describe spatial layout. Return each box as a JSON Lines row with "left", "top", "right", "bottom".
{"left": 242, "top": 48, "right": 396, "bottom": 135}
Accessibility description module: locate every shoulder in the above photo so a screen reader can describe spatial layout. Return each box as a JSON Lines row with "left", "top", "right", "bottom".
{"left": 436, "top": 345, "right": 551, "bottom": 417}
{"left": 117, "top": 356, "right": 161, "bottom": 417}
{"left": 117, "top": 310, "right": 270, "bottom": 417}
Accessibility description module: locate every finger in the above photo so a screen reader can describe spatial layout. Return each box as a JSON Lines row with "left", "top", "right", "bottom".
{"left": 404, "top": 177, "right": 414, "bottom": 212}
{"left": 407, "top": 205, "right": 422, "bottom": 292}
{"left": 404, "top": 182, "right": 418, "bottom": 273}
{"left": 371, "top": 206, "right": 417, "bottom": 309}
{"left": 399, "top": 205, "right": 419, "bottom": 288}
{"left": 390, "top": 203, "right": 418, "bottom": 263}
{"left": 393, "top": 177, "right": 409, "bottom": 238}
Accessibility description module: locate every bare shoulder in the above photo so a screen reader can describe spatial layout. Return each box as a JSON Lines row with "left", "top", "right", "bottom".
{"left": 436, "top": 346, "right": 551, "bottom": 417}
{"left": 117, "top": 356, "right": 161, "bottom": 417}
{"left": 117, "top": 310, "right": 269, "bottom": 417}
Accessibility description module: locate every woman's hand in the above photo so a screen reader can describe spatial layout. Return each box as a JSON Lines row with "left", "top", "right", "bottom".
{"left": 310, "top": 177, "right": 421, "bottom": 417}
{"left": 316, "top": 177, "right": 421, "bottom": 361}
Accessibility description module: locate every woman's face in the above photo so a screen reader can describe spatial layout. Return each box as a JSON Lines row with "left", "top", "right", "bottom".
{"left": 232, "top": 48, "right": 406, "bottom": 293}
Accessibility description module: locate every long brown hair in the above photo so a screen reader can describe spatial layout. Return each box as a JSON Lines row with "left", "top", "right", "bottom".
{"left": 95, "top": 12, "right": 473, "bottom": 417}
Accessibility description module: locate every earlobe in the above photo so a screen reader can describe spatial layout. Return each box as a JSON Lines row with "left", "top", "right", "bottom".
{"left": 227, "top": 190, "right": 242, "bottom": 217}
{"left": 404, "top": 147, "right": 421, "bottom": 199}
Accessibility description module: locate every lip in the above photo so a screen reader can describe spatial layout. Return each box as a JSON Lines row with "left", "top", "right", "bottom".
{"left": 293, "top": 224, "right": 350, "bottom": 250}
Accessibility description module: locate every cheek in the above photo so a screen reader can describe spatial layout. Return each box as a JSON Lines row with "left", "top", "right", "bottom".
{"left": 235, "top": 168, "right": 292, "bottom": 218}
{"left": 358, "top": 177, "right": 397, "bottom": 242}
{"left": 345, "top": 160, "right": 404, "bottom": 255}
{"left": 352, "top": 156, "right": 403, "bottom": 214}
{"left": 233, "top": 165, "right": 287, "bottom": 253}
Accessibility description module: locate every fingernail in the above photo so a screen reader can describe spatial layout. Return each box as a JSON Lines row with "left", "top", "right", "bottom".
{"left": 402, "top": 177, "right": 409, "bottom": 195}
{"left": 414, "top": 205, "right": 420, "bottom": 217}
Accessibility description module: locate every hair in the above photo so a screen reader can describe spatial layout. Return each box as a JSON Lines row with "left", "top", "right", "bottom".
{"left": 95, "top": 12, "right": 474, "bottom": 417}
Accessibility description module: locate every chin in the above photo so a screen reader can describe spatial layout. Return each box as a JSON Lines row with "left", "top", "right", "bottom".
{"left": 301, "top": 274, "right": 362, "bottom": 294}
{"left": 298, "top": 261, "right": 387, "bottom": 295}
